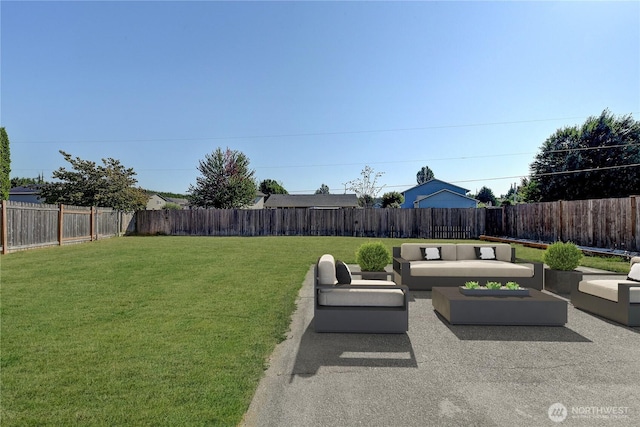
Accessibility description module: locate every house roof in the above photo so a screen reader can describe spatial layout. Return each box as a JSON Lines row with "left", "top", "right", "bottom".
{"left": 9, "top": 185, "right": 43, "bottom": 195}
{"left": 414, "top": 189, "right": 478, "bottom": 204}
{"left": 264, "top": 194, "right": 359, "bottom": 209}
{"left": 402, "top": 178, "right": 470, "bottom": 195}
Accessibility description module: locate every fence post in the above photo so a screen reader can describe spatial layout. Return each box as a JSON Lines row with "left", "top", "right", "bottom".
{"left": 632, "top": 196, "right": 637, "bottom": 246}
{"left": 58, "top": 204, "right": 64, "bottom": 246}
{"left": 1, "top": 200, "right": 7, "bottom": 254}
{"left": 90, "top": 206, "right": 96, "bottom": 241}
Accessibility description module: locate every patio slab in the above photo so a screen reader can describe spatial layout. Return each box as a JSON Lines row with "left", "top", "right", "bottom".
{"left": 241, "top": 267, "right": 640, "bottom": 427}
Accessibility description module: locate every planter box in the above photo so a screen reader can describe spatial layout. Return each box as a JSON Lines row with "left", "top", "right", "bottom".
{"left": 545, "top": 269, "right": 583, "bottom": 295}
{"left": 359, "top": 271, "right": 390, "bottom": 281}
{"left": 459, "top": 287, "right": 530, "bottom": 297}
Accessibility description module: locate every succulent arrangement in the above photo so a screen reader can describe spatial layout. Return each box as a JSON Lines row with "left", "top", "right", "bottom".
{"left": 463, "top": 281, "right": 524, "bottom": 290}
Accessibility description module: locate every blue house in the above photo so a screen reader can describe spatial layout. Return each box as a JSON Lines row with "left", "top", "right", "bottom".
{"left": 401, "top": 179, "right": 478, "bottom": 208}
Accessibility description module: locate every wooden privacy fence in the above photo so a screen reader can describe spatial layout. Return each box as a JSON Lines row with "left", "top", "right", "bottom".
{"left": 485, "top": 196, "right": 639, "bottom": 252}
{"left": 135, "top": 207, "right": 486, "bottom": 239}
{"left": 0, "top": 200, "right": 135, "bottom": 254}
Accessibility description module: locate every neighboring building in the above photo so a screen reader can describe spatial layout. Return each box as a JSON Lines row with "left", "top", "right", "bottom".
{"left": 401, "top": 179, "right": 478, "bottom": 209}
{"left": 9, "top": 186, "right": 43, "bottom": 204}
{"left": 247, "top": 192, "right": 267, "bottom": 210}
{"left": 264, "top": 194, "right": 359, "bottom": 209}
{"left": 146, "top": 194, "right": 190, "bottom": 210}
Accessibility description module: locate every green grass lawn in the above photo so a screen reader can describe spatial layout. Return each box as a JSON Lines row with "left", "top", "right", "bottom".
{"left": 0, "top": 236, "right": 630, "bottom": 426}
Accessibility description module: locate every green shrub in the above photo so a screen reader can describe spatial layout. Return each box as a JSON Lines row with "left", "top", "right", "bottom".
{"left": 486, "top": 281, "right": 502, "bottom": 290}
{"left": 355, "top": 241, "right": 392, "bottom": 271}
{"left": 543, "top": 241, "right": 583, "bottom": 271}
{"left": 464, "top": 281, "right": 480, "bottom": 289}
{"left": 505, "top": 281, "right": 520, "bottom": 290}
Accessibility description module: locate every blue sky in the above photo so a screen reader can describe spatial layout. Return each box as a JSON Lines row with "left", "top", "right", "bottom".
{"left": 2, "top": 1, "right": 638, "bottom": 197}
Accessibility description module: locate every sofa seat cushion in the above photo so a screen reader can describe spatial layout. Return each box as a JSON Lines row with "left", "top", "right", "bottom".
{"left": 578, "top": 279, "right": 640, "bottom": 303}
{"left": 409, "top": 260, "right": 534, "bottom": 278}
{"left": 318, "top": 280, "right": 404, "bottom": 307}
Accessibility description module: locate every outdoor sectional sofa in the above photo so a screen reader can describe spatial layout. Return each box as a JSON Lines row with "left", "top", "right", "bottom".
{"left": 392, "top": 243, "right": 543, "bottom": 291}
{"left": 314, "top": 254, "right": 409, "bottom": 333}
{"left": 571, "top": 257, "right": 640, "bottom": 326}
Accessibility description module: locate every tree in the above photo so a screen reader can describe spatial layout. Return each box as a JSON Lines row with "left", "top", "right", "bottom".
{"left": 0, "top": 127, "right": 10, "bottom": 200}
{"left": 189, "top": 147, "right": 257, "bottom": 209}
{"left": 259, "top": 179, "right": 288, "bottom": 196}
{"left": 517, "top": 177, "right": 541, "bottom": 203}
{"left": 11, "top": 174, "right": 46, "bottom": 188}
{"left": 530, "top": 110, "right": 640, "bottom": 201}
{"left": 381, "top": 191, "right": 404, "bottom": 208}
{"left": 40, "top": 151, "right": 148, "bottom": 211}
{"left": 416, "top": 165, "right": 435, "bottom": 184}
{"left": 476, "top": 186, "right": 497, "bottom": 206}
{"left": 315, "top": 183, "right": 330, "bottom": 194}
{"left": 344, "top": 165, "right": 385, "bottom": 208}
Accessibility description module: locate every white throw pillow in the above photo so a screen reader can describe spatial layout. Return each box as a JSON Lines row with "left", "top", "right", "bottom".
{"left": 423, "top": 247, "right": 441, "bottom": 260}
{"left": 628, "top": 263, "right": 640, "bottom": 282}
{"left": 476, "top": 246, "right": 497, "bottom": 260}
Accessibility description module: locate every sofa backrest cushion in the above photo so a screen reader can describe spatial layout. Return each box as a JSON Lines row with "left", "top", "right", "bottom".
{"left": 631, "top": 257, "right": 640, "bottom": 267}
{"left": 457, "top": 244, "right": 512, "bottom": 262}
{"left": 317, "top": 254, "right": 337, "bottom": 285}
{"left": 401, "top": 243, "right": 457, "bottom": 261}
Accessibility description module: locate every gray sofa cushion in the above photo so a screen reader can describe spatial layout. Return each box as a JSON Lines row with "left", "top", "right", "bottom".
{"left": 400, "top": 243, "right": 457, "bottom": 261}
{"left": 578, "top": 279, "right": 640, "bottom": 303}
{"left": 410, "top": 260, "right": 534, "bottom": 278}
{"left": 318, "top": 281, "right": 404, "bottom": 307}
{"left": 318, "top": 254, "right": 338, "bottom": 285}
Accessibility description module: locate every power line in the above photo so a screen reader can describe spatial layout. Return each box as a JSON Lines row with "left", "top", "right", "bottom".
{"left": 13, "top": 114, "right": 616, "bottom": 144}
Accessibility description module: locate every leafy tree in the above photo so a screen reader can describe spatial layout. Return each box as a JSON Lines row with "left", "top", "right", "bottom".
{"left": 345, "top": 165, "right": 385, "bottom": 208}
{"left": 517, "top": 177, "right": 541, "bottom": 203}
{"left": 416, "top": 165, "right": 435, "bottom": 184}
{"left": 476, "top": 186, "right": 497, "bottom": 206}
{"left": 40, "top": 151, "right": 148, "bottom": 211}
{"left": 530, "top": 110, "right": 640, "bottom": 201}
{"left": 259, "top": 179, "right": 288, "bottom": 195}
{"left": 0, "top": 127, "right": 10, "bottom": 200}
{"left": 189, "top": 147, "right": 257, "bottom": 209}
{"left": 381, "top": 191, "right": 404, "bottom": 208}
{"left": 315, "top": 183, "right": 330, "bottom": 194}
{"left": 11, "top": 174, "right": 46, "bottom": 188}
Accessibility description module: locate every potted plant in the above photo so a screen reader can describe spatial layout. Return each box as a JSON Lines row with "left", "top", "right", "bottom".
{"left": 460, "top": 280, "right": 529, "bottom": 296}
{"left": 355, "top": 241, "right": 392, "bottom": 280}
{"left": 543, "top": 241, "right": 583, "bottom": 295}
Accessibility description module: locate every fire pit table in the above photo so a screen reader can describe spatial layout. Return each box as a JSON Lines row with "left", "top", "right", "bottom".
{"left": 432, "top": 286, "right": 567, "bottom": 326}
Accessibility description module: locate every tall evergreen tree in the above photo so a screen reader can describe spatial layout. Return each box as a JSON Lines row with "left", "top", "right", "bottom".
{"left": 416, "top": 165, "right": 435, "bottom": 184}
{"left": 0, "top": 127, "right": 10, "bottom": 200}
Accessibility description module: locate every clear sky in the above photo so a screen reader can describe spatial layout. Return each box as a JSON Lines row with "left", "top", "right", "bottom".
{"left": 2, "top": 0, "right": 638, "bottom": 197}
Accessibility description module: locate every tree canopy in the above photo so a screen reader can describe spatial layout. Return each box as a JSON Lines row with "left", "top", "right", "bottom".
{"left": 345, "top": 165, "right": 385, "bottom": 207}
{"left": 381, "top": 191, "right": 404, "bottom": 208}
{"left": 40, "top": 151, "right": 148, "bottom": 211}
{"left": 416, "top": 165, "right": 435, "bottom": 184}
{"left": 476, "top": 186, "right": 497, "bottom": 206}
{"left": 530, "top": 110, "right": 640, "bottom": 201}
{"left": 259, "top": 179, "right": 288, "bottom": 195}
{"left": 315, "top": 183, "right": 330, "bottom": 194}
{"left": 0, "top": 127, "right": 10, "bottom": 200}
{"left": 188, "top": 147, "right": 257, "bottom": 209}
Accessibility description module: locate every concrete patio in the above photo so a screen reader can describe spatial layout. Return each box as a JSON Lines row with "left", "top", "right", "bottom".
{"left": 241, "top": 267, "right": 640, "bottom": 427}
